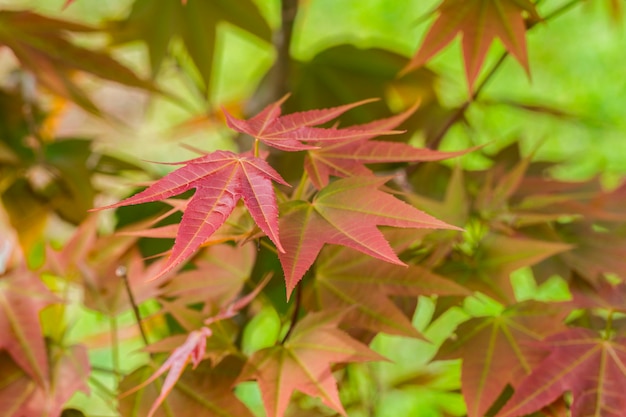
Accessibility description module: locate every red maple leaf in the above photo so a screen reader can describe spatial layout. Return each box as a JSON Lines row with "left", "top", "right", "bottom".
{"left": 304, "top": 102, "right": 473, "bottom": 188}
{"left": 437, "top": 301, "right": 567, "bottom": 417}
{"left": 0, "top": 345, "right": 90, "bottom": 417}
{"left": 240, "top": 310, "right": 384, "bottom": 417}
{"left": 278, "top": 176, "right": 459, "bottom": 297}
{"left": 93, "top": 150, "right": 289, "bottom": 279}
{"left": 498, "top": 328, "right": 626, "bottom": 417}
{"left": 404, "top": 0, "right": 540, "bottom": 89}
{"left": 223, "top": 95, "right": 401, "bottom": 152}
{"left": 0, "top": 267, "right": 57, "bottom": 387}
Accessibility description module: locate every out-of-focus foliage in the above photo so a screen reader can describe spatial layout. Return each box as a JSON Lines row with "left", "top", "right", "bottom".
{"left": 1, "top": 1, "right": 626, "bottom": 417}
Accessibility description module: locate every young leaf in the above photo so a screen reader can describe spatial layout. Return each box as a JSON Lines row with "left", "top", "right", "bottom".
{"left": 437, "top": 301, "right": 567, "bottom": 417}
{"left": 279, "top": 176, "right": 459, "bottom": 297}
{"left": 140, "top": 327, "right": 214, "bottom": 417}
{"left": 224, "top": 96, "right": 401, "bottom": 152}
{"left": 119, "top": 357, "right": 253, "bottom": 417}
{"left": 405, "top": 0, "right": 540, "bottom": 89}
{"left": 127, "top": 276, "right": 269, "bottom": 417}
{"left": 240, "top": 310, "right": 384, "bottom": 417}
{"left": 304, "top": 104, "right": 475, "bottom": 188}
{"left": 93, "top": 150, "right": 289, "bottom": 279}
{"left": 310, "top": 245, "right": 470, "bottom": 337}
{"left": 498, "top": 328, "right": 626, "bottom": 417}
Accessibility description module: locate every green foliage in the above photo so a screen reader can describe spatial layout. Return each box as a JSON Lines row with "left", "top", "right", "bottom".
{"left": 1, "top": 1, "right": 626, "bottom": 417}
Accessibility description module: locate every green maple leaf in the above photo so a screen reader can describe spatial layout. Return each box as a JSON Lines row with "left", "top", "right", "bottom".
{"left": 108, "top": 0, "right": 272, "bottom": 91}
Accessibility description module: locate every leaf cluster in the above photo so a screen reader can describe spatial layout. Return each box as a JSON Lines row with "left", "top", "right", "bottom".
{"left": 1, "top": 1, "right": 625, "bottom": 417}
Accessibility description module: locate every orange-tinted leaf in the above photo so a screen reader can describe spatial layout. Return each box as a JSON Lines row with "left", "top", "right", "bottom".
{"left": 279, "top": 176, "right": 458, "bottom": 297}
{"left": 310, "top": 245, "right": 469, "bottom": 337}
{"left": 438, "top": 301, "right": 567, "bottom": 417}
{"left": 0, "top": 11, "right": 157, "bottom": 114}
{"left": 405, "top": 0, "right": 540, "bottom": 89}
{"left": 240, "top": 310, "right": 384, "bottom": 417}
{"left": 498, "top": 328, "right": 626, "bottom": 417}
{"left": 225, "top": 96, "right": 402, "bottom": 152}
{"left": 93, "top": 150, "right": 289, "bottom": 280}
{"left": 108, "top": 0, "right": 271, "bottom": 90}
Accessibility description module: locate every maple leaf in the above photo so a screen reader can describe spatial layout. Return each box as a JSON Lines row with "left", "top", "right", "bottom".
{"left": 0, "top": 345, "right": 90, "bottom": 417}
{"left": 257, "top": 43, "right": 454, "bottom": 143}
{"left": 124, "top": 275, "right": 269, "bottom": 417}
{"left": 437, "top": 301, "right": 567, "bottom": 417}
{"left": 404, "top": 0, "right": 540, "bottom": 89}
{"left": 240, "top": 310, "right": 384, "bottom": 417}
{"left": 0, "top": 11, "right": 157, "bottom": 114}
{"left": 570, "top": 278, "right": 626, "bottom": 313}
{"left": 119, "top": 357, "right": 254, "bottom": 417}
{"left": 308, "top": 245, "right": 470, "bottom": 337}
{"left": 437, "top": 233, "right": 571, "bottom": 304}
{"left": 107, "top": 0, "right": 271, "bottom": 90}
{"left": 498, "top": 328, "right": 626, "bottom": 417}
{"left": 303, "top": 103, "right": 475, "bottom": 189}
{"left": 0, "top": 267, "right": 57, "bottom": 387}
{"left": 160, "top": 243, "right": 257, "bottom": 311}
{"left": 224, "top": 96, "right": 402, "bottom": 152}
{"left": 93, "top": 150, "right": 289, "bottom": 279}
{"left": 45, "top": 214, "right": 169, "bottom": 315}
{"left": 278, "top": 176, "right": 459, "bottom": 297}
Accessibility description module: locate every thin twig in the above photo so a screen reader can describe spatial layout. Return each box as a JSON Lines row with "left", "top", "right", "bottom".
{"left": 117, "top": 265, "right": 150, "bottom": 346}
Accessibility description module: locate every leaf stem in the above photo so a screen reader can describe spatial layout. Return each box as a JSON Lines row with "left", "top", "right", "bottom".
{"left": 281, "top": 283, "right": 302, "bottom": 344}
{"left": 605, "top": 309, "right": 615, "bottom": 340}
{"left": 253, "top": 138, "right": 260, "bottom": 158}
{"left": 292, "top": 169, "right": 310, "bottom": 200}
